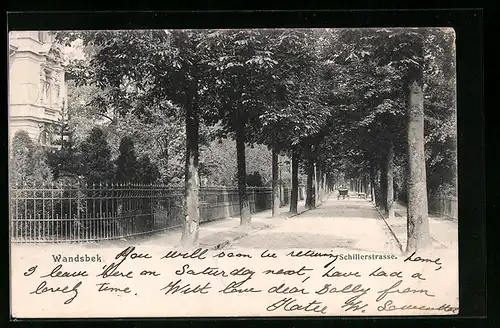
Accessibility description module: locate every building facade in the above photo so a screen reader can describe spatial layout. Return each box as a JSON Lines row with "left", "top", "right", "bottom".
{"left": 9, "top": 31, "right": 67, "bottom": 147}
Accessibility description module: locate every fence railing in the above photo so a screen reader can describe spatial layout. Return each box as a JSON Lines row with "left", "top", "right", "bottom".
{"left": 437, "top": 197, "right": 458, "bottom": 220}
{"left": 9, "top": 183, "right": 274, "bottom": 243}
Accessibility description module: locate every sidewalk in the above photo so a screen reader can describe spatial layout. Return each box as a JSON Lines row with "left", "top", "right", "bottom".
{"left": 376, "top": 201, "right": 458, "bottom": 252}
{"left": 225, "top": 195, "right": 402, "bottom": 255}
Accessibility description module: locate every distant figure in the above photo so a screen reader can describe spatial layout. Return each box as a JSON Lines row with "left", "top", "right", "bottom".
{"left": 338, "top": 185, "right": 349, "bottom": 200}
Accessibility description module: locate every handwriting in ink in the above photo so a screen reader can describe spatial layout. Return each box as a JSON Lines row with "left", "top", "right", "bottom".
{"left": 24, "top": 265, "right": 37, "bottom": 276}
{"left": 140, "top": 269, "right": 161, "bottom": 276}
{"left": 286, "top": 250, "right": 338, "bottom": 259}
{"left": 29, "top": 280, "right": 82, "bottom": 305}
{"left": 411, "top": 272, "right": 427, "bottom": 280}
{"left": 315, "top": 283, "right": 370, "bottom": 298}
{"left": 261, "top": 250, "right": 277, "bottom": 258}
{"left": 229, "top": 267, "right": 255, "bottom": 280}
{"left": 369, "top": 267, "right": 403, "bottom": 278}
{"left": 322, "top": 260, "right": 361, "bottom": 278}
{"left": 96, "top": 247, "right": 135, "bottom": 279}
{"left": 96, "top": 282, "right": 131, "bottom": 294}
{"left": 377, "top": 300, "right": 458, "bottom": 313}
{"left": 219, "top": 280, "right": 262, "bottom": 294}
{"left": 213, "top": 251, "right": 252, "bottom": 258}
{"left": 161, "top": 248, "right": 208, "bottom": 260}
{"left": 175, "top": 264, "right": 229, "bottom": 277}
{"left": 96, "top": 262, "right": 133, "bottom": 279}
{"left": 315, "top": 282, "right": 370, "bottom": 313}
{"left": 268, "top": 283, "right": 309, "bottom": 295}
{"left": 115, "top": 246, "right": 152, "bottom": 261}
{"left": 341, "top": 296, "right": 368, "bottom": 312}
{"left": 266, "top": 297, "right": 328, "bottom": 314}
{"left": 160, "top": 279, "right": 211, "bottom": 295}
{"left": 40, "top": 264, "right": 89, "bottom": 279}
{"left": 263, "top": 266, "right": 313, "bottom": 276}
{"left": 404, "top": 252, "right": 443, "bottom": 271}
{"left": 376, "top": 279, "right": 435, "bottom": 302}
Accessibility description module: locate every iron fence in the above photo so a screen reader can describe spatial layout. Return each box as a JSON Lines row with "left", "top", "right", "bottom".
{"left": 438, "top": 197, "right": 458, "bottom": 220}
{"left": 9, "top": 182, "right": 273, "bottom": 243}
{"left": 428, "top": 196, "right": 458, "bottom": 220}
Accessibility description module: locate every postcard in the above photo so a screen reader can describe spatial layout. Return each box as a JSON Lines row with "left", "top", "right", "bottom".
{"left": 9, "top": 27, "right": 458, "bottom": 318}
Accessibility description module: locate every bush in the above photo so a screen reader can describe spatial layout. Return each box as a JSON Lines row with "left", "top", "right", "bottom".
{"left": 10, "top": 130, "right": 53, "bottom": 186}
{"left": 79, "top": 127, "right": 114, "bottom": 186}
{"left": 137, "top": 155, "right": 160, "bottom": 184}
{"left": 115, "top": 136, "right": 138, "bottom": 183}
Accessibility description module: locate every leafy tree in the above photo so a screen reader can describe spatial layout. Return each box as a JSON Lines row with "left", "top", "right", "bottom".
{"left": 256, "top": 29, "right": 330, "bottom": 214}
{"left": 115, "top": 136, "right": 139, "bottom": 183}
{"left": 320, "top": 28, "right": 456, "bottom": 252}
{"left": 247, "top": 171, "right": 264, "bottom": 187}
{"left": 196, "top": 29, "right": 281, "bottom": 225}
{"left": 79, "top": 127, "right": 114, "bottom": 186}
{"left": 137, "top": 155, "right": 160, "bottom": 184}
{"left": 57, "top": 29, "right": 215, "bottom": 246}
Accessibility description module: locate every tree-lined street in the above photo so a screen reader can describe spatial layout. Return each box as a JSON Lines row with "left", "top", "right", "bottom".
{"left": 10, "top": 28, "right": 457, "bottom": 254}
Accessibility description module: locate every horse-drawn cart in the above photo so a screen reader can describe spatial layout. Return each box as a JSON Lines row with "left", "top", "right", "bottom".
{"left": 338, "top": 188, "right": 349, "bottom": 200}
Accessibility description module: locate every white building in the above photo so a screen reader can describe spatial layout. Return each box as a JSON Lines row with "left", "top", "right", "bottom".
{"left": 8, "top": 31, "right": 67, "bottom": 147}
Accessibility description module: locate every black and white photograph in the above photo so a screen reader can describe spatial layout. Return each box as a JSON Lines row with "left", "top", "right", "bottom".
{"left": 9, "top": 27, "right": 459, "bottom": 318}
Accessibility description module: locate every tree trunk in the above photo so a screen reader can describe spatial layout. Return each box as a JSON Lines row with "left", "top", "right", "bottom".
{"left": 271, "top": 146, "right": 280, "bottom": 217}
{"left": 305, "top": 145, "right": 315, "bottom": 209}
{"left": 235, "top": 120, "right": 251, "bottom": 226}
{"left": 406, "top": 80, "right": 430, "bottom": 253}
{"left": 371, "top": 166, "right": 379, "bottom": 205}
{"left": 314, "top": 163, "right": 319, "bottom": 206}
{"left": 370, "top": 166, "right": 376, "bottom": 202}
{"left": 322, "top": 173, "right": 327, "bottom": 199}
{"left": 379, "top": 163, "right": 387, "bottom": 212}
{"left": 289, "top": 148, "right": 299, "bottom": 214}
{"left": 181, "top": 102, "right": 200, "bottom": 248}
{"left": 386, "top": 141, "right": 395, "bottom": 218}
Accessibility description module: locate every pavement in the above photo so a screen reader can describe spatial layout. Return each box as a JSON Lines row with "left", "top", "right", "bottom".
{"left": 223, "top": 195, "right": 402, "bottom": 255}
{"left": 12, "top": 191, "right": 456, "bottom": 255}
{"left": 374, "top": 200, "right": 458, "bottom": 253}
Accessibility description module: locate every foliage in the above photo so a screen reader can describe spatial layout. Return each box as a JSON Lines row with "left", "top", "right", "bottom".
{"left": 79, "top": 127, "right": 114, "bottom": 186}
{"left": 10, "top": 130, "right": 53, "bottom": 186}
{"left": 137, "top": 155, "right": 161, "bottom": 184}
{"left": 247, "top": 171, "right": 264, "bottom": 187}
{"left": 46, "top": 104, "right": 81, "bottom": 180}
{"left": 258, "top": 29, "right": 332, "bottom": 151}
{"left": 199, "top": 138, "right": 274, "bottom": 186}
{"left": 317, "top": 28, "right": 456, "bottom": 195}
{"left": 55, "top": 28, "right": 456, "bottom": 200}
{"left": 115, "top": 136, "right": 139, "bottom": 183}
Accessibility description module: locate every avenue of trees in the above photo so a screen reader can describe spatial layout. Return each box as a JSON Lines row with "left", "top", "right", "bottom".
{"left": 12, "top": 28, "right": 455, "bottom": 253}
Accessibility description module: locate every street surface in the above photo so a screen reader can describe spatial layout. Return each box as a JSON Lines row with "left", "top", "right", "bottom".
{"left": 225, "top": 196, "right": 402, "bottom": 255}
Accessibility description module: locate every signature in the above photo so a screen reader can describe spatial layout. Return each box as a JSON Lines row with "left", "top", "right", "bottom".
{"left": 377, "top": 300, "right": 458, "bottom": 313}
{"left": 266, "top": 297, "right": 328, "bottom": 314}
